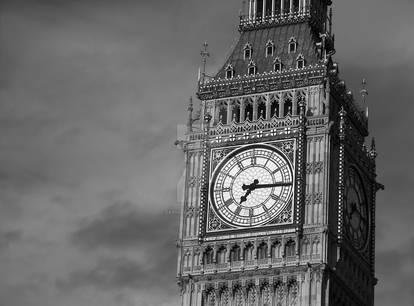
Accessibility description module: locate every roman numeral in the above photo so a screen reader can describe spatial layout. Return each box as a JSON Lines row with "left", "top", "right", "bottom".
{"left": 224, "top": 198, "right": 233, "bottom": 207}
{"left": 234, "top": 206, "right": 242, "bottom": 215}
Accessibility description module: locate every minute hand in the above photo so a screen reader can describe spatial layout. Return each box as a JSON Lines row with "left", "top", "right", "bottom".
{"left": 243, "top": 182, "right": 292, "bottom": 191}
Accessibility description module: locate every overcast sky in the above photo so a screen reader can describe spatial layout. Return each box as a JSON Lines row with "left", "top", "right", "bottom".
{"left": 0, "top": 0, "right": 413, "bottom": 305}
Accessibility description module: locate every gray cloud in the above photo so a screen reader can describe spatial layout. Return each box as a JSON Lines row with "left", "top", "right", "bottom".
{"left": 0, "top": 230, "right": 22, "bottom": 252}
{"left": 71, "top": 201, "right": 178, "bottom": 251}
{"left": 0, "top": 0, "right": 412, "bottom": 305}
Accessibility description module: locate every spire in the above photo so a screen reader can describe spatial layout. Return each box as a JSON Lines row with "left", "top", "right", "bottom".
{"left": 369, "top": 137, "right": 378, "bottom": 159}
{"left": 200, "top": 42, "right": 210, "bottom": 85}
{"left": 187, "top": 97, "right": 194, "bottom": 133}
{"left": 360, "top": 78, "right": 369, "bottom": 118}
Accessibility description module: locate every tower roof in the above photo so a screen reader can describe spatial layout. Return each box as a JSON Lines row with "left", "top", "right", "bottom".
{"left": 215, "top": 22, "right": 319, "bottom": 79}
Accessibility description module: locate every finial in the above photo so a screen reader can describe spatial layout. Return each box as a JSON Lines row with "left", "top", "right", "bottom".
{"left": 369, "top": 137, "right": 378, "bottom": 159}
{"left": 360, "top": 78, "right": 369, "bottom": 118}
{"left": 200, "top": 42, "right": 210, "bottom": 85}
{"left": 360, "top": 78, "right": 368, "bottom": 104}
{"left": 187, "top": 97, "right": 194, "bottom": 133}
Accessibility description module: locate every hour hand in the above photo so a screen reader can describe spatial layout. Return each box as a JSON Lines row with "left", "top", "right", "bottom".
{"left": 240, "top": 189, "right": 252, "bottom": 204}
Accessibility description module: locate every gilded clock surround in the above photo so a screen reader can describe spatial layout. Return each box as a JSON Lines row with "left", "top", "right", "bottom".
{"left": 207, "top": 140, "right": 296, "bottom": 232}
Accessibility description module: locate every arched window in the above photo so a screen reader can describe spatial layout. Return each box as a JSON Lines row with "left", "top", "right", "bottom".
{"left": 244, "top": 101, "right": 254, "bottom": 121}
{"left": 283, "top": 0, "right": 290, "bottom": 14}
{"left": 258, "top": 100, "right": 266, "bottom": 119}
{"left": 292, "top": 0, "right": 300, "bottom": 12}
{"left": 217, "top": 247, "right": 226, "bottom": 264}
{"left": 266, "top": 40, "right": 274, "bottom": 57}
{"left": 302, "top": 239, "right": 310, "bottom": 255}
{"left": 203, "top": 247, "right": 214, "bottom": 264}
{"left": 274, "top": 57, "right": 282, "bottom": 72}
{"left": 225, "top": 64, "right": 234, "bottom": 79}
{"left": 244, "top": 43, "right": 252, "bottom": 60}
{"left": 244, "top": 243, "right": 254, "bottom": 261}
{"left": 266, "top": 0, "right": 273, "bottom": 16}
{"left": 270, "top": 97, "right": 279, "bottom": 118}
{"left": 231, "top": 103, "right": 240, "bottom": 123}
{"left": 248, "top": 60, "right": 257, "bottom": 75}
{"left": 257, "top": 242, "right": 268, "bottom": 260}
{"left": 274, "top": 0, "right": 281, "bottom": 15}
{"left": 272, "top": 241, "right": 282, "bottom": 258}
{"left": 218, "top": 104, "right": 228, "bottom": 124}
{"left": 296, "top": 54, "right": 305, "bottom": 69}
{"left": 284, "top": 98, "right": 292, "bottom": 116}
{"left": 230, "top": 245, "right": 241, "bottom": 262}
{"left": 285, "top": 240, "right": 296, "bottom": 257}
{"left": 288, "top": 37, "right": 297, "bottom": 53}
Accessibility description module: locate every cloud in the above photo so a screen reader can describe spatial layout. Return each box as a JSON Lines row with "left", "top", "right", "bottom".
{"left": 0, "top": 230, "right": 22, "bottom": 252}
{"left": 375, "top": 239, "right": 414, "bottom": 306}
{"left": 56, "top": 257, "right": 148, "bottom": 291}
{"left": 71, "top": 201, "right": 179, "bottom": 251}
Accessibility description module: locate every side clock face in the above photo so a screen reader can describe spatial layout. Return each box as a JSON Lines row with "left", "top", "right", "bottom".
{"left": 210, "top": 144, "right": 294, "bottom": 227}
{"left": 344, "top": 167, "right": 369, "bottom": 250}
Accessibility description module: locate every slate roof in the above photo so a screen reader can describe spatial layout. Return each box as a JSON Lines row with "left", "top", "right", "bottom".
{"left": 215, "top": 22, "right": 320, "bottom": 79}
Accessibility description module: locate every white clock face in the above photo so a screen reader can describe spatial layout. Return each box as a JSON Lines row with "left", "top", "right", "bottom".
{"left": 210, "top": 144, "right": 294, "bottom": 227}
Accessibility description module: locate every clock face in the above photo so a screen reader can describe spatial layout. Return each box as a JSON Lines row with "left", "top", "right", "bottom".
{"left": 344, "top": 167, "right": 369, "bottom": 250}
{"left": 209, "top": 144, "right": 294, "bottom": 227}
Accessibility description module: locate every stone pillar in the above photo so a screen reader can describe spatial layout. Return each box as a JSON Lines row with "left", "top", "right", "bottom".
{"left": 279, "top": 94, "right": 285, "bottom": 118}
{"left": 272, "top": 0, "right": 275, "bottom": 18}
{"left": 253, "top": 96, "right": 258, "bottom": 121}
{"left": 240, "top": 99, "right": 245, "bottom": 122}
{"left": 263, "top": 0, "right": 266, "bottom": 21}
{"left": 290, "top": 0, "right": 293, "bottom": 13}
{"left": 227, "top": 100, "right": 232, "bottom": 124}
{"left": 248, "top": 0, "right": 253, "bottom": 20}
{"left": 266, "top": 94, "right": 271, "bottom": 120}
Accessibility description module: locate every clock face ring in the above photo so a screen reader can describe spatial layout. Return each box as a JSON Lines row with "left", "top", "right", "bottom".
{"left": 344, "top": 167, "right": 369, "bottom": 250}
{"left": 209, "top": 144, "right": 294, "bottom": 228}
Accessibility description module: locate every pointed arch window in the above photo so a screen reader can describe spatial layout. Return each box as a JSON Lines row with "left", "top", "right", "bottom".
{"left": 296, "top": 54, "right": 305, "bottom": 69}
{"left": 266, "top": 40, "right": 275, "bottom": 57}
{"left": 203, "top": 247, "right": 214, "bottom": 265}
{"left": 274, "top": 57, "right": 282, "bottom": 72}
{"left": 257, "top": 242, "right": 268, "bottom": 260}
{"left": 288, "top": 37, "right": 297, "bottom": 53}
{"left": 285, "top": 240, "right": 296, "bottom": 258}
{"left": 244, "top": 43, "right": 252, "bottom": 60}
{"left": 248, "top": 60, "right": 257, "bottom": 76}
{"left": 225, "top": 64, "right": 235, "bottom": 79}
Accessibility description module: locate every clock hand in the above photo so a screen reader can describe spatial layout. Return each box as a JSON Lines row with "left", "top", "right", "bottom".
{"left": 240, "top": 189, "right": 252, "bottom": 204}
{"left": 242, "top": 181, "right": 292, "bottom": 191}
{"left": 252, "top": 182, "right": 293, "bottom": 189}
{"left": 242, "top": 179, "right": 259, "bottom": 191}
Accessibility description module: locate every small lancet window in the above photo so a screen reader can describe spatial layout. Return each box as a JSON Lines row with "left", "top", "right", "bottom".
{"left": 288, "top": 37, "right": 297, "bottom": 53}
{"left": 225, "top": 64, "right": 234, "bottom": 79}
{"left": 274, "top": 57, "right": 282, "bottom": 72}
{"left": 266, "top": 40, "right": 275, "bottom": 57}
{"left": 296, "top": 54, "right": 305, "bottom": 69}
{"left": 247, "top": 60, "right": 257, "bottom": 75}
{"left": 244, "top": 43, "right": 252, "bottom": 60}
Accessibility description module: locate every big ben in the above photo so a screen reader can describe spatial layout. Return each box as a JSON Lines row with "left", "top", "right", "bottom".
{"left": 176, "top": 0, "right": 382, "bottom": 305}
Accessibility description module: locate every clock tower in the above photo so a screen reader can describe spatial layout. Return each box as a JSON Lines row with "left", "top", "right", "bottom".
{"left": 176, "top": 1, "right": 383, "bottom": 305}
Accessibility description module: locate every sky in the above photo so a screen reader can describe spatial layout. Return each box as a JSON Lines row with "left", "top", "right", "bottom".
{"left": 0, "top": 0, "right": 413, "bottom": 305}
